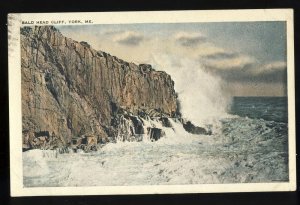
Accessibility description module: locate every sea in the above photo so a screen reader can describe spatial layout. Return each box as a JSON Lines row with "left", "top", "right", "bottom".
{"left": 230, "top": 97, "right": 288, "bottom": 123}
{"left": 23, "top": 96, "right": 289, "bottom": 187}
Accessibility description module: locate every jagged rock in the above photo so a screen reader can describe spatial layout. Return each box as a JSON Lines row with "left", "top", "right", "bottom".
{"left": 183, "top": 121, "right": 210, "bottom": 135}
{"left": 129, "top": 116, "right": 144, "bottom": 134}
{"left": 139, "top": 64, "right": 153, "bottom": 75}
{"left": 21, "top": 26, "right": 178, "bottom": 147}
{"left": 148, "top": 128, "right": 165, "bottom": 141}
{"left": 79, "top": 41, "right": 90, "bottom": 48}
{"left": 159, "top": 117, "right": 172, "bottom": 127}
{"left": 71, "top": 134, "right": 98, "bottom": 152}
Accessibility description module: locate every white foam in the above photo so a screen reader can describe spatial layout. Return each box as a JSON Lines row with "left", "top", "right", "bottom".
{"left": 149, "top": 54, "right": 232, "bottom": 127}
{"left": 23, "top": 116, "right": 288, "bottom": 187}
{"left": 23, "top": 149, "right": 52, "bottom": 177}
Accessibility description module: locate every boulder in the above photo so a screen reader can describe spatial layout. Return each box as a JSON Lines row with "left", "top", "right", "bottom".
{"left": 148, "top": 128, "right": 165, "bottom": 141}
{"left": 183, "top": 121, "right": 210, "bottom": 135}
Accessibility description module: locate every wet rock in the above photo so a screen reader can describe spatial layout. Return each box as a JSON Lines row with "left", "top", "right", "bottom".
{"left": 148, "top": 127, "right": 165, "bottom": 141}
{"left": 183, "top": 121, "right": 210, "bottom": 135}
{"left": 159, "top": 117, "right": 172, "bottom": 127}
{"left": 129, "top": 116, "right": 144, "bottom": 134}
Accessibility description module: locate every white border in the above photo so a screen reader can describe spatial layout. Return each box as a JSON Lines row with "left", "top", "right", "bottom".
{"left": 8, "top": 9, "right": 296, "bottom": 196}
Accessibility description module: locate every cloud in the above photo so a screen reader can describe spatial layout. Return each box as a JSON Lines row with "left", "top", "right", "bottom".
{"left": 113, "top": 31, "right": 144, "bottom": 46}
{"left": 174, "top": 32, "right": 206, "bottom": 47}
{"left": 245, "top": 61, "right": 287, "bottom": 83}
{"left": 197, "top": 46, "right": 287, "bottom": 84}
{"left": 250, "top": 61, "right": 287, "bottom": 75}
{"left": 202, "top": 54, "right": 256, "bottom": 70}
{"left": 196, "top": 44, "right": 229, "bottom": 57}
{"left": 102, "top": 30, "right": 125, "bottom": 36}
{"left": 208, "top": 60, "right": 287, "bottom": 84}
{"left": 204, "top": 51, "right": 238, "bottom": 59}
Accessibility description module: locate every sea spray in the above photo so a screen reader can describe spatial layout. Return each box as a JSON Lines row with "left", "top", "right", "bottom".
{"left": 149, "top": 54, "right": 231, "bottom": 128}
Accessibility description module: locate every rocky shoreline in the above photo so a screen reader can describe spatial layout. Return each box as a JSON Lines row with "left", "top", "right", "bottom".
{"left": 21, "top": 26, "right": 210, "bottom": 153}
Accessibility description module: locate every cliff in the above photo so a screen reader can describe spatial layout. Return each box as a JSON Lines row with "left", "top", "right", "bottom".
{"left": 21, "top": 26, "right": 179, "bottom": 146}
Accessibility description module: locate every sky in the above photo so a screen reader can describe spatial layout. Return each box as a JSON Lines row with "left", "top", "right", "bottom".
{"left": 57, "top": 22, "right": 287, "bottom": 97}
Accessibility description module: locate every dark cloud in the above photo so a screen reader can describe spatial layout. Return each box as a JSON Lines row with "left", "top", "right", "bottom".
{"left": 204, "top": 52, "right": 238, "bottom": 60}
{"left": 200, "top": 54, "right": 256, "bottom": 71}
{"left": 204, "top": 61, "right": 287, "bottom": 84}
{"left": 252, "top": 69, "right": 287, "bottom": 83}
{"left": 115, "top": 32, "right": 144, "bottom": 46}
{"left": 117, "top": 35, "right": 144, "bottom": 46}
{"left": 175, "top": 33, "right": 206, "bottom": 47}
{"left": 198, "top": 46, "right": 287, "bottom": 85}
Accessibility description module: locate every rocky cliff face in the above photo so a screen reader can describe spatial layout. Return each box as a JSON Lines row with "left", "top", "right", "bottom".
{"left": 21, "top": 26, "right": 180, "bottom": 147}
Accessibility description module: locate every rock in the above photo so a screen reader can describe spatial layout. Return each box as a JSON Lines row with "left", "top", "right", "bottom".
{"left": 79, "top": 41, "right": 90, "bottom": 48}
{"left": 139, "top": 64, "right": 153, "bottom": 74}
{"left": 159, "top": 117, "right": 172, "bottom": 127}
{"left": 129, "top": 116, "right": 144, "bottom": 134}
{"left": 20, "top": 26, "right": 211, "bottom": 152}
{"left": 21, "top": 26, "right": 178, "bottom": 147}
{"left": 148, "top": 127, "right": 165, "bottom": 141}
{"left": 183, "top": 121, "right": 210, "bottom": 135}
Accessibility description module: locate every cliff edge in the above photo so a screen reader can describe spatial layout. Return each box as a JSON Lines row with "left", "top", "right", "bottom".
{"left": 21, "top": 26, "right": 209, "bottom": 152}
{"left": 21, "top": 26, "right": 180, "bottom": 146}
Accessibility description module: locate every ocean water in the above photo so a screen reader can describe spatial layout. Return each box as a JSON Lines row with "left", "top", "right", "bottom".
{"left": 23, "top": 96, "right": 289, "bottom": 187}
{"left": 230, "top": 97, "right": 288, "bottom": 123}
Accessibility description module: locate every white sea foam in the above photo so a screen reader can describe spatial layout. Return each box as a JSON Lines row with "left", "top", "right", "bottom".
{"left": 23, "top": 116, "right": 288, "bottom": 187}
{"left": 23, "top": 149, "right": 52, "bottom": 177}
{"left": 149, "top": 54, "right": 232, "bottom": 127}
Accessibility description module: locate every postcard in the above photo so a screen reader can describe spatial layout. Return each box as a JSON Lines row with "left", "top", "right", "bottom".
{"left": 8, "top": 9, "right": 296, "bottom": 196}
